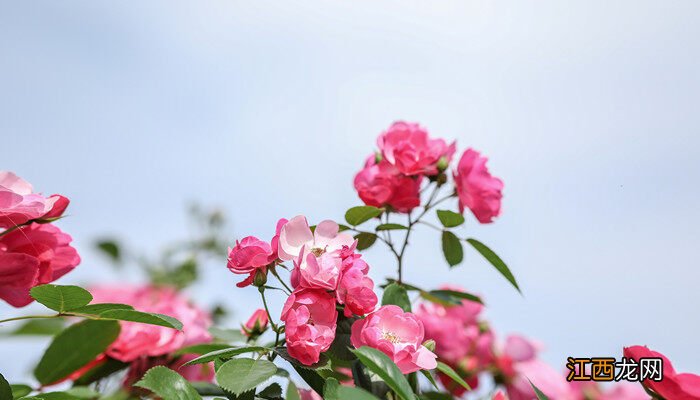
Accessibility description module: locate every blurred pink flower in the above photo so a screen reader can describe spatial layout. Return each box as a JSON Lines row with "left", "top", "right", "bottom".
{"left": 227, "top": 236, "right": 273, "bottom": 287}
{"left": 0, "top": 223, "right": 80, "bottom": 307}
{"left": 453, "top": 149, "right": 503, "bottom": 223}
{"left": 624, "top": 345, "right": 700, "bottom": 399}
{"left": 90, "top": 285, "right": 212, "bottom": 362}
{"left": 242, "top": 308, "right": 269, "bottom": 337}
{"left": 377, "top": 121, "right": 455, "bottom": 176}
{"left": 351, "top": 305, "right": 437, "bottom": 374}
{"left": 297, "top": 388, "right": 322, "bottom": 400}
{"left": 598, "top": 382, "right": 648, "bottom": 400}
{"left": 281, "top": 289, "right": 338, "bottom": 366}
{"left": 353, "top": 155, "right": 422, "bottom": 213}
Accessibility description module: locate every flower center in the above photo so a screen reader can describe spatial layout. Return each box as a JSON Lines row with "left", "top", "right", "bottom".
{"left": 382, "top": 330, "right": 401, "bottom": 344}
{"left": 310, "top": 247, "right": 325, "bottom": 257}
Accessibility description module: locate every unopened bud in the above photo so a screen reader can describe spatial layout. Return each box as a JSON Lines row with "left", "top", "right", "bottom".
{"left": 437, "top": 156, "right": 449, "bottom": 172}
{"left": 423, "top": 339, "right": 436, "bottom": 352}
{"left": 374, "top": 151, "right": 383, "bottom": 164}
{"left": 253, "top": 269, "right": 268, "bottom": 287}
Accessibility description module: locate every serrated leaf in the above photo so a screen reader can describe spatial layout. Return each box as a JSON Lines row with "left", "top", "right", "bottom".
{"left": 375, "top": 223, "right": 407, "bottom": 231}
{"left": 30, "top": 285, "right": 93, "bottom": 313}
{"left": 258, "top": 382, "right": 282, "bottom": 399}
{"left": 34, "top": 320, "right": 120, "bottom": 385}
{"left": 323, "top": 377, "right": 340, "bottom": 399}
{"left": 351, "top": 346, "right": 414, "bottom": 400}
{"left": 285, "top": 382, "right": 301, "bottom": 400}
{"left": 467, "top": 238, "right": 520, "bottom": 293}
{"left": 134, "top": 366, "right": 202, "bottom": 400}
{"left": 436, "top": 210, "right": 465, "bottom": 228}
{"left": 436, "top": 362, "right": 470, "bottom": 391}
{"left": 99, "top": 310, "right": 183, "bottom": 330}
{"left": 175, "top": 343, "right": 232, "bottom": 356}
{"left": 354, "top": 232, "right": 377, "bottom": 251}
{"left": 381, "top": 283, "right": 411, "bottom": 312}
{"left": 183, "top": 346, "right": 270, "bottom": 366}
{"left": 345, "top": 206, "right": 383, "bottom": 226}
{"left": 215, "top": 358, "right": 277, "bottom": 395}
{"left": 441, "top": 231, "right": 463, "bottom": 266}
{"left": 69, "top": 303, "right": 133, "bottom": 315}
{"left": 529, "top": 379, "right": 551, "bottom": 400}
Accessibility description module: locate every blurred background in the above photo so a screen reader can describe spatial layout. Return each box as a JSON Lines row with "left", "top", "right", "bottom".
{"left": 1, "top": 0, "right": 699, "bottom": 382}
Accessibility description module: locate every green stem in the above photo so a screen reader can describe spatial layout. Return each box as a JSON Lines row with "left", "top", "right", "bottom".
{"left": 0, "top": 314, "right": 61, "bottom": 324}
{"left": 258, "top": 287, "right": 279, "bottom": 332}
{"left": 269, "top": 267, "right": 292, "bottom": 294}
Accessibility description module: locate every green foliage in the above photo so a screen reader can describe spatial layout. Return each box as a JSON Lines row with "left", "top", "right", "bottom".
{"left": 273, "top": 347, "right": 328, "bottom": 370}
{"left": 98, "top": 309, "right": 183, "bottom": 330}
{"left": 345, "top": 206, "right": 383, "bottom": 226}
{"left": 134, "top": 366, "right": 202, "bottom": 400}
{"left": 436, "top": 210, "right": 465, "bottom": 228}
{"left": 11, "top": 384, "right": 32, "bottom": 399}
{"left": 529, "top": 380, "right": 551, "bottom": 400}
{"left": 183, "top": 346, "right": 270, "bottom": 366}
{"left": 467, "top": 238, "right": 520, "bottom": 292}
{"left": 441, "top": 231, "right": 463, "bottom": 266}
{"left": 352, "top": 346, "right": 414, "bottom": 400}
{"left": 34, "top": 320, "right": 120, "bottom": 385}
{"left": 375, "top": 223, "right": 408, "bottom": 231}
{"left": 382, "top": 283, "right": 412, "bottom": 312}
{"left": 436, "top": 362, "right": 471, "bottom": 391}
{"left": 327, "top": 314, "right": 358, "bottom": 362}
{"left": 422, "top": 289, "right": 483, "bottom": 306}
{"left": 285, "top": 382, "right": 301, "bottom": 400}
{"left": 0, "top": 373, "right": 12, "bottom": 400}
{"left": 257, "top": 383, "right": 282, "bottom": 399}
{"left": 30, "top": 285, "right": 93, "bottom": 313}
{"left": 95, "top": 239, "right": 121, "bottom": 263}
{"left": 9, "top": 318, "right": 65, "bottom": 336}
{"left": 69, "top": 303, "right": 133, "bottom": 315}
{"left": 215, "top": 358, "right": 277, "bottom": 395}
{"left": 354, "top": 232, "right": 377, "bottom": 250}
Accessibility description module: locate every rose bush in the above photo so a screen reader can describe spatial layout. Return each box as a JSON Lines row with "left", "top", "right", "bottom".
{"left": 0, "top": 123, "right": 695, "bottom": 400}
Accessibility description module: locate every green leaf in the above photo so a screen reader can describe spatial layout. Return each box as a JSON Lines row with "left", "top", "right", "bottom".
{"left": 21, "top": 392, "right": 82, "bottom": 400}
{"left": 9, "top": 318, "right": 65, "bottom": 336}
{"left": 327, "top": 314, "right": 358, "bottom": 362}
{"left": 424, "top": 290, "right": 483, "bottom": 306}
{"left": 99, "top": 310, "right": 183, "bottom": 330}
{"left": 95, "top": 240, "right": 121, "bottom": 263}
{"left": 0, "top": 373, "right": 11, "bottom": 400}
{"left": 175, "top": 343, "right": 232, "bottom": 356}
{"left": 73, "top": 358, "right": 128, "bottom": 386}
{"left": 34, "top": 320, "right": 121, "bottom": 385}
{"left": 323, "top": 377, "right": 340, "bottom": 399}
{"left": 215, "top": 358, "right": 277, "bottom": 395}
{"left": 183, "top": 346, "right": 270, "bottom": 366}
{"left": 285, "top": 382, "right": 301, "bottom": 400}
{"left": 381, "top": 283, "right": 411, "bottom": 312}
{"left": 134, "top": 366, "right": 202, "bottom": 400}
{"left": 375, "top": 223, "right": 408, "bottom": 231}
{"left": 420, "top": 370, "right": 439, "bottom": 390}
{"left": 337, "top": 224, "right": 351, "bottom": 232}
{"left": 466, "top": 238, "right": 520, "bottom": 293}
{"left": 441, "top": 231, "right": 463, "bottom": 267}
{"left": 529, "top": 379, "right": 551, "bottom": 400}
{"left": 11, "top": 384, "right": 32, "bottom": 399}
{"left": 30, "top": 285, "right": 93, "bottom": 313}
{"left": 351, "top": 346, "right": 414, "bottom": 400}
{"left": 209, "top": 327, "right": 246, "bottom": 343}
{"left": 334, "top": 387, "right": 380, "bottom": 400}
{"left": 291, "top": 367, "right": 325, "bottom": 396}
{"left": 345, "top": 206, "right": 383, "bottom": 226}
{"left": 258, "top": 383, "right": 282, "bottom": 399}
{"left": 436, "top": 210, "right": 465, "bottom": 228}
{"left": 354, "top": 232, "right": 377, "bottom": 251}
{"left": 69, "top": 303, "right": 133, "bottom": 315}
{"left": 65, "top": 387, "right": 100, "bottom": 399}
{"left": 436, "top": 362, "right": 470, "bottom": 391}
{"left": 420, "top": 392, "right": 453, "bottom": 400}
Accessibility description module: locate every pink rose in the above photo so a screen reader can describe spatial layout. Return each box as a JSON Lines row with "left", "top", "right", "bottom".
{"left": 298, "top": 388, "right": 322, "bottom": 400}
{"left": 90, "top": 285, "right": 212, "bottom": 362}
{"left": 377, "top": 121, "right": 455, "bottom": 176}
{"left": 598, "top": 383, "right": 648, "bottom": 400}
{"left": 281, "top": 289, "right": 338, "bottom": 366}
{"left": 336, "top": 253, "right": 378, "bottom": 317}
{"left": 624, "top": 345, "right": 700, "bottom": 399}
{"left": 278, "top": 216, "right": 354, "bottom": 291}
{"left": 0, "top": 171, "right": 69, "bottom": 229}
{"left": 242, "top": 308, "right": 269, "bottom": 337}
{"left": 227, "top": 236, "right": 273, "bottom": 287}
{"left": 353, "top": 156, "right": 422, "bottom": 213}
{"left": 453, "top": 149, "right": 504, "bottom": 223}
{"left": 351, "top": 305, "right": 437, "bottom": 374}
{"left": 0, "top": 223, "right": 80, "bottom": 307}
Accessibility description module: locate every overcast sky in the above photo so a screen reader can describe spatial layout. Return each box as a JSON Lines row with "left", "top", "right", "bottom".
{"left": 1, "top": 0, "right": 699, "bottom": 383}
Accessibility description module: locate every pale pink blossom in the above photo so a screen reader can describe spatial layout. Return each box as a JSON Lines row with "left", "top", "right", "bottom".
{"left": 453, "top": 149, "right": 504, "bottom": 223}
{"left": 377, "top": 121, "right": 455, "bottom": 176}
{"left": 281, "top": 289, "right": 338, "bottom": 366}
{"left": 90, "top": 285, "right": 212, "bottom": 362}
{"left": 351, "top": 305, "right": 437, "bottom": 374}
{"left": 353, "top": 156, "right": 422, "bottom": 213}
{"left": 0, "top": 171, "right": 69, "bottom": 229}
{"left": 0, "top": 223, "right": 80, "bottom": 307}
{"left": 598, "top": 383, "right": 648, "bottom": 400}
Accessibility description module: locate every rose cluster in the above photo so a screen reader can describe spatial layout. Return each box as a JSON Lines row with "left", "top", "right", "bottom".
{"left": 354, "top": 121, "right": 503, "bottom": 223}
{"left": 0, "top": 171, "right": 80, "bottom": 307}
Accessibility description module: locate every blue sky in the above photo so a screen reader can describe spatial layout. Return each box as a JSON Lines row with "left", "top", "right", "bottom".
{"left": 1, "top": 0, "right": 699, "bottom": 383}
